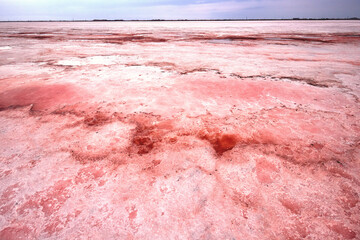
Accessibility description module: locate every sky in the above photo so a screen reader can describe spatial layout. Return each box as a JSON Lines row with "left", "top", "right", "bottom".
{"left": 0, "top": 0, "right": 360, "bottom": 21}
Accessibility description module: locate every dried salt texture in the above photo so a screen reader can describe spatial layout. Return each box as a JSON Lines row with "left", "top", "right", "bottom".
{"left": 0, "top": 21, "right": 359, "bottom": 239}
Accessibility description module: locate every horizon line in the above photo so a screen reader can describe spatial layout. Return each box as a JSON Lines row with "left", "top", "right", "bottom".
{"left": 1, "top": 17, "right": 360, "bottom": 23}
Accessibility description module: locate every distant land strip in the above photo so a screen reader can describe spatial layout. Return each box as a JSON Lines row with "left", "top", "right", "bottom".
{"left": 0, "top": 17, "right": 359, "bottom": 22}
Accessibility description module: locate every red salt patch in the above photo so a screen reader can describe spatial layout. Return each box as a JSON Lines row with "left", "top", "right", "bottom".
{"left": 44, "top": 210, "right": 80, "bottom": 235}
{"left": 17, "top": 179, "right": 72, "bottom": 216}
{"left": 0, "top": 226, "right": 33, "bottom": 240}
{"left": 38, "top": 180, "right": 73, "bottom": 216}
{"left": 213, "top": 134, "right": 238, "bottom": 154}
{"left": 0, "top": 169, "right": 12, "bottom": 179}
{"left": 44, "top": 216, "right": 63, "bottom": 235}
{"left": 311, "top": 142, "right": 324, "bottom": 150}
{"left": 0, "top": 183, "right": 21, "bottom": 215}
{"left": 143, "top": 160, "right": 162, "bottom": 171}
{"left": 0, "top": 183, "right": 20, "bottom": 205}
{"left": 329, "top": 223, "right": 357, "bottom": 239}
{"left": 256, "top": 158, "right": 278, "bottom": 184}
{"left": 231, "top": 191, "right": 257, "bottom": 209}
{"left": 98, "top": 180, "right": 107, "bottom": 186}
{"left": 133, "top": 136, "right": 155, "bottom": 154}
{"left": 83, "top": 111, "right": 112, "bottom": 126}
{"left": 0, "top": 84, "right": 85, "bottom": 112}
{"left": 283, "top": 220, "right": 309, "bottom": 239}
{"left": 0, "top": 203, "right": 13, "bottom": 215}
{"left": 198, "top": 130, "right": 238, "bottom": 155}
{"left": 129, "top": 208, "right": 138, "bottom": 220}
{"left": 326, "top": 165, "right": 358, "bottom": 184}
{"left": 279, "top": 197, "right": 302, "bottom": 215}
{"left": 338, "top": 183, "right": 359, "bottom": 210}
{"left": 129, "top": 116, "right": 173, "bottom": 155}
{"left": 169, "top": 137, "right": 178, "bottom": 144}
{"left": 152, "top": 159, "right": 161, "bottom": 166}
{"left": 75, "top": 165, "right": 105, "bottom": 184}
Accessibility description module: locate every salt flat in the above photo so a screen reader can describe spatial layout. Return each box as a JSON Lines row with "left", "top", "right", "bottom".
{"left": 0, "top": 21, "right": 359, "bottom": 239}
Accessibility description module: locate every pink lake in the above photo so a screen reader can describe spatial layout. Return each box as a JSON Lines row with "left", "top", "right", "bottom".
{"left": 0, "top": 20, "right": 359, "bottom": 239}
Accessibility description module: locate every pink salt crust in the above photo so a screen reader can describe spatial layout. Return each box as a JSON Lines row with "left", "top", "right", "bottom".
{"left": 0, "top": 21, "right": 359, "bottom": 239}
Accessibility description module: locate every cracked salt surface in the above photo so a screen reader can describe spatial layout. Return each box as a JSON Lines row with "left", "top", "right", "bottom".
{"left": 0, "top": 21, "right": 359, "bottom": 240}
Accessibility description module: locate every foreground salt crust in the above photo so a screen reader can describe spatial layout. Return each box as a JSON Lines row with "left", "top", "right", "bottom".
{"left": 0, "top": 21, "right": 359, "bottom": 239}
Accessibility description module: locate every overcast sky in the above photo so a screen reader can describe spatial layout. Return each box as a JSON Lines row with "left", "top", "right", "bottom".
{"left": 0, "top": 0, "right": 360, "bottom": 20}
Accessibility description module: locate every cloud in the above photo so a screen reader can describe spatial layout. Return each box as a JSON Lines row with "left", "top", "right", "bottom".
{"left": 0, "top": 0, "right": 359, "bottom": 20}
{"left": 132, "top": 1, "right": 259, "bottom": 19}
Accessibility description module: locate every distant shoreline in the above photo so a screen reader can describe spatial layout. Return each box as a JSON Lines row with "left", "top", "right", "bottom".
{"left": 0, "top": 18, "right": 359, "bottom": 23}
